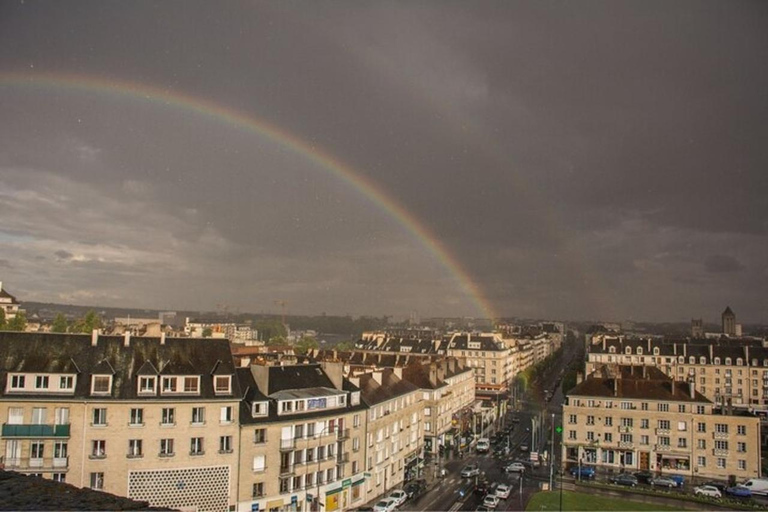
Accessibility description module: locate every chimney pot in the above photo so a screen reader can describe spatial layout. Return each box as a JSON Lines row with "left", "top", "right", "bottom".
{"left": 91, "top": 329, "right": 99, "bottom": 347}
{"left": 160, "top": 332, "right": 166, "bottom": 345}
{"left": 123, "top": 331, "right": 131, "bottom": 347}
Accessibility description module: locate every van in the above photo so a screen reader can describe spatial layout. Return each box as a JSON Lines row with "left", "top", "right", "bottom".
{"left": 476, "top": 438, "right": 491, "bottom": 453}
{"left": 741, "top": 478, "right": 768, "bottom": 496}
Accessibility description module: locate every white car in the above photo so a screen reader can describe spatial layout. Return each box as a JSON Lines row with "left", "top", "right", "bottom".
{"left": 482, "top": 495, "right": 500, "bottom": 509}
{"left": 495, "top": 483, "right": 511, "bottom": 499}
{"left": 694, "top": 485, "right": 722, "bottom": 499}
{"left": 504, "top": 462, "right": 526, "bottom": 473}
{"left": 388, "top": 490, "right": 407, "bottom": 507}
{"left": 461, "top": 464, "right": 480, "bottom": 478}
{"left": 476, "top": 438, "right": 491, "bottom": 453}
{"left": 373, "top": 497, "right": 398, "bottom": 512}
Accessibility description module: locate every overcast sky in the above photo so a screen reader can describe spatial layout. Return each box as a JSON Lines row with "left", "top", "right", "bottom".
{"left": 1, "top": 1, "right": 767, "bottom": 323}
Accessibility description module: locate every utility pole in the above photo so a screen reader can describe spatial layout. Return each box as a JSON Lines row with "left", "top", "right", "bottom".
{"left": 549, "top": 412, "right": 555, "bottom": 490}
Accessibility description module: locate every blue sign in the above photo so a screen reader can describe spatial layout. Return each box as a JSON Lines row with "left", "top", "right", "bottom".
{"left": 307, "top": 493, "right": 314, "bottom": 503}
{"left": 251, "top": 504, "right": 259, "bottom": 512}
{"left": 291, "top": 495, "right": 298, "bottom": 505}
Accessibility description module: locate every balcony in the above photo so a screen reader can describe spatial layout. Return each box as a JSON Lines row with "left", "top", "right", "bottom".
{"left": 1, "top": 456, "right": 69, "bottom": 471}
{"left": 655, "top": 428, "right": 670, "bottom": 435}
{"left": 655, "top": 444, "right": 671, "bottom": 452}
{"left": 279, "top": 465, "right": 293, "bottom": 476}
{"left": 713, "top": 448, "right": 729, "bottom": 457}
{"left": 618, "top": 441, "right": 634, "bottom": 449}
{"left": 2, "top": 424, "right": 71, "bottom": 438}
{"left": 337, "top": 452, "right": 350, "bottom": 464}
{"left": 618, "top": 426, "right": 633, "bottom": 433}
{"left": 279, "top": 438, "right": 295, "bottom": 451}
{"left": 336, "top": 428, "right": 350, "bottom": 441}
{"left": 713, "top": 431, "right": 729, "bottom": 440}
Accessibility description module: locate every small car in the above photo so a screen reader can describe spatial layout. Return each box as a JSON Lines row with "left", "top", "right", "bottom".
{"left": 701, "top": 481, "right": 727, "bottom": 493}
{"left": 504, "top": 462, "right": 526, "bottom": 473}
{"left": 610, "top": 473, "right": 638, "bottom": 487}
{"left": 633, "top": 471, "right": 653, "bottom": 484}
{"left": 461, "top": 464, "right": 480, "bottom": 478}
{"left": 373, "top": 498, "right": 397, "bottom": 512}
{"left": 495, "top": 483, "right": 511, "bottom": 499}
{"left": 649, "top": 477, "right": 677, "bottom": 488}
{"left": 519, "top": 444, "right": 529, "bottom": 452}
{"left": 474, "top": 480, "right": 489, "bottom": 496}
{"left": 694, "top": 485, "right": 722, "bottom": 498}
{"left": 725, "top": 485, "right": 752, "bottom": 498}
{"left": 404, "top": 481, "right": 426, "bottom": 499}
{"left": 569, "top": 466, "right": 595, "bottom": 479}
{"left": 668, "top": 474, "right": 685, "bottom": 487}
{"left": 482, "top": 494, "right": 500, "bottom": 509}
{"left": 476, "top": 438, "right": 491, "bottom": 453}
{"left": 388, "top": 490, "right": 407, "bottom": 507}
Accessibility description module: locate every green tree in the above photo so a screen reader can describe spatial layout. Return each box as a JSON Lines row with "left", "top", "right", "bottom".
{"left": 255, "top": 319, "right": 287, "bottom": 342}
{"left": 202, "top": 327, "right": 213, "bottom": 337}
{"left": 267, "top": 335, "right": 286, "bottom": 346}
{"left": 7, "top": 311, "right": 27, "bottom": 332}
{"left": 73, "top": 310, "right": 102, "bottom": 333}
{"left": 51, "top": 313, "right": 69, "bottom": 333}
{"left": 0, "top": 309, "right": 5, "bottom": 330}
{"left": 334, "top": 340, "right": 355, "bottom": 351}
{"left": 295, "top": 336, "right": 319, "bottom": 355}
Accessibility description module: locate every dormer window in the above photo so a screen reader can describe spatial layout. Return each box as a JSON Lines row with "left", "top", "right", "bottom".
{"left": 139, "top": 377, "right": 156, "bottom": 395}
{"left": 162, "top": 377, "right": 177, "bottom": 393}
{"left": 714, "top": 357, "right": 721, "bottom": 365}
{"left": 35, "top": 376, "right": 49, "bottom": 389}
{"left": 183, "top": 377, "right": 199, "bottom": 393}
{"left": 678, "top": 356, "right": 685, "bottom": 364}
{"left": 625, "top": 347, "right": 632, "bottom": 355}
{"left": 60, "top": 376, "right": 74, "bottom": 390}
{"left": 251, "top": 402, "right": 267, "bottom": 417}
{"left": 91, "top": 375, "right": 112, "bottom": 395}
{"left": 351, "top": 391, "right": 360, "bottom": 406}
{"left": 653, "top": 347, "right": 660, "bottom": 356}
{"left": 339, "top": 395, "right": 346, "bottom": 406}
{"left": 10, "top": 374, "right": 25, "bottom": 390}
{"left": 737, "top": 358, "right": 743, "bottom": 366}
{"left": 700, "top": 357, "right": 707, "bottom": 365}
{"left": 609, "top": 346, "right": 616, "bottom": 354}
{"left": 214, "top": 375, "right": 232, "bottom": 395}
{"left": 637, "top": 347, "right": 643, "bottom": 355}
{"left": 689, "top": 357, "right": 695, "bottom": 365}
{"left": 725, "top": 358, "right": 732, "bottom": 365}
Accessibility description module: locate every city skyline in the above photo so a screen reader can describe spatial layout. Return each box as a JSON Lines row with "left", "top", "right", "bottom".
{"left": 1, "top": 2, "right": 767, "bottom": 322}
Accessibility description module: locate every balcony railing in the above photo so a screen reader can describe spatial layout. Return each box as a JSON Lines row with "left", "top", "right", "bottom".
{"left": 279, "top": 438, "right": 295, "bottom": 451}
{"left": 655, "top": 444, "right": 671, "bottom": 452}
{"left": 336, "top": 428, "right": 350, "bottom": 440}
{"left": 713, "top": 431, "right": 729, "bottom": 440}
{"left": 1, "top": 456, "right": 69, "bottom": 471}
{"left": 618, "top": 426, "right": 633, "bottom": 433}
{"left": 337, "top": 452, "right": 350, "bottom": 464}
{"left": 655, "top": 428, "right": 670, "bottom": 435}
{"left": 713, "top": 448, "right": 729, "bottom": 456}
{"left": 279, "top": 465, "right": 293, "bottom": 476}
{"left": 2, "top": 424, "right": 71, "bottom": 438}
{"left": 618, "top": 441, "right": 634, "bottom": 449}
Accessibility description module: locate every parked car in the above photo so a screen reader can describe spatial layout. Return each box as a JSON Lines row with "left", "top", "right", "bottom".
{"left": 569, "top": 466, "right": 595, "bottom": 479}
{"left": 461, "top": 464, "right": 480, "bottom": 478}
{"left": 610, "top": 474, "right": 638, "bottom": 487}
{"left": 633, "top": 471, "right": 653, "bottom": 484}
{"left": 668, "top": 475, "right": 685, "bottom": 487}
{"left": 482, "top": 494, "right": 500, "bottom": 509}
{"left": 504, "top": 462, "right": 526, "bottom": 473}
{"left": 694, "top": 485, "right": 722, "bottom": 499}
{"left": 473, "top": 480, "right": 489, "bottom": 496}
{"left": 701, "top": 481, "right": 727, "bottom": 493}
{"left": 519, "top": 444, "right": 529, "bottom": 452}
{"left": 725, "top": 485, "right": 752, "bottom": 498}
{"left": 373, "top": 498, "right": 398, "bottom": 512}
{"left": 649, "top": 477, "right": 677, "bottom": 488}
{"left": 388, "top": 490, "right": 407, "bottom": 507}
{"left": 404, "top": 480, "right": 427, "bottom": 499}
{"left": 495, "top": 483, "right": 511, "bottom": 499}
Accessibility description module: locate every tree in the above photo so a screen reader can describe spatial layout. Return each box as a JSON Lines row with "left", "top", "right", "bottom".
{"left": 51, "top": 313, "right": 69, "bottom": 333}
{"left": 255, "top": 319, "right": 287, "bottom": 342}
{"left": 295, "top": 336, "right": 319, "bottom": 355}
{"left": 73, "top": 311, "right": 102, "bottom": 333}
{"left": 202, "top": 327, "right": 213, "bottom": 338}
{"left": 267, "top": 335, "right": 286, "bottom": 347}
{"left": 0, "top": 309, "right": 5, "bottom": 330}
{"left": 7, "top": 311, "right": 27, "bottom": 332}
{"left": 334, "top": 340, "right": 355, "bottom": 351}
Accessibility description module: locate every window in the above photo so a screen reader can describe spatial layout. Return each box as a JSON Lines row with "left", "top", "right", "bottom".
{"left": 215, "top": 375, "right": 231, "bottom": 394}
{"left": 31, "top": 407, "right": 47, "bottom": 424}
{"left": 738, "top": 442, "right": 746, "bottom": 453}
{"left": 715, "top": 424, "right": 728, "bottom": 434}
{"left": 604, "top": 433, "right": 612, "bottom": 442}
{"left": 160, "top": 438, "right": 174, "bottom": 456}
{"left": 717, "top": 458, "right": 726, "bottom": 469}
{"left": 54, "top": 407, "right": 68, "bottom": 425}
{"left": 640, "top": 419, "right": 649, "bottom": 429}
{"left": 568, "top": 430, "right": 576, "bottom": 440}
{"left": 641, "top": 402, "right": 648, "bottom": 411}
{"left": 252, "top": 482, "right": 264, "bottom": 498}
{"left": 30, "top": 441, "right": 44, "bottom": 459}
{"left": 658, "top": 436, "right": 670, "bottom": 446}
{"left": 161, "top": 408, "right": 175, "bottom": 425}
{"left": 658, "top": 420, "right": 670, "bottom": 430}
{"left": 715, "top": 440, "right": 728, "bottom": 451}
{"left": 10, "top": 375, "right": 25, "bottom": 389}
{"left": 697, "top": 439, "right": 706, "bottom": 449}
{"left": 252, "top": 402, "right": 266, "bottom": 417}
{"left": 90, "top": 472, "right": 104, "bottom": 490}
{"left": 183, "top": 377, "right": 199, "bottom": 393}
{"left": 604, "top": 416, "right": 613, "bottom": 426}
{"left": 620, "top": 433, "right": 632, "bottom": 443}
{"left": 162, "top": 377, "right": 177, "bottom": 392}
{"left": 327, "top": 467, "right": 334, "bottom": 482}
{"left": 737, "top": 425, "right": 746, "bottom": 435}
{"left": 678, "top": 438, "right": 687, "bottom": 448}
{"left": 586, "top": 415, "right": 595, "bottom": 425}
{"left": 640, "top": 435, "right": 649, "bottom": 445}
{"left": 91, "top": 440, "right": 106, "bottom": 458}
{"left": 220, "top": 406, "right": 233, "bottom": 424}
{"left": 353, "top": 414, "right": 360, "bottom": 428}
{"left": 92, "top": 376, "right": 111, "bottom": 394}
{"left": 139, "top": 376, "right": 155, "bottom": 394}
{"left": 568, "top": 414, "right": 577, "bottom": 424}
{"left": 739, "top": 460, "right": 747, "bottom": 471}
{"left": 697, "top": 422, "right": 706, "bottom": 433}
{"left": 678, "top": 404, "right": 686, "bottom": 413}
{"left": 219, "top": 435, "right": 233, "bottom": 453}
{"left": 92, "top": 408, "right": 107, "bottom": 426}
{"left": 696, "top": 405, "right": 705, "bottom": 414}
{"left": 697, "top": 456, "right": 706, "bottom": 467}
{"left": 53, "top": 473, "right": 66, "bottom": 483}
{"left": 129, "top": 408, "right": 143, "bottom": 426}
{"left": 281, "top": 401, "right": 293, "bottom": 413}
{"left": 586, "top": 431, "right": 595, "bottom": 441}
{"left": 280, "top": 478, "right": 290, "bottom": 494}
{"left": 191, "top": 407, "right": 205, "bottom": 425}
{"left": 60, "top": 376, "right": 73, "bottom": 389}
{"left": 621, "top": 417, "right": 633, "bottom": 427}
{"left": 35, "top": 375, "right": 49, "bottom": 389}
{"left": 251, "top": 428, "right": 266, "bottom": 444}
{"left": 190, "top": 437, "right": 204, "bottom": 455}
{"left": 658, "top": 403, "right": 669, "bottom": 412}
{"left": 128, "top": 439, "right": 143, "bottom": 458}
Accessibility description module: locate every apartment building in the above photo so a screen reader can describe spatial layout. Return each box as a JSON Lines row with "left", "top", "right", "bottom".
{"left": 443, "top": 333, "right": 513, "bottom": 397}
{"left": 0, "top": 282, "right": 20, "bottom": 320}
{"left": 562, "top": 365, "right": 761, "bottom": 481}
{"left": 236, "top": 361, "right": 367, "bottom": 512}
{"left": 401, "top": 359, "right": 474, "bottom": 454}
{"left": 0, "top": 331, "right": 241, "bottom": 512}
{"left": 350, "top": 368, "right": 424, "bottom": 501}
{"left": 586, "top": 336, "right": 768, "bottom": 411}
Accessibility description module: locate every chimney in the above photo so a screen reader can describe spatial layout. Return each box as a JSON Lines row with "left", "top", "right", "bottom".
{"left": 709, "top": 344, "right": 713, "bottom": 362}
{"left": 429, "top": 363, "right": 439, "bottom": 387}
{"left": 372, "top": 371, "right": 383, "bottom": 385}
{"left": 250, "top": 364, "right": 270, "bottom": 394}
{"left": 123, "top": 331, "right": 131, "bottom": 347}
{"left": 642, "top": 365, "right": 647, "bottom": 378}
{"left": 348, "top": 375, "right": 360, "bottom": 388}
{"left": 727, "top": 397, "right": 733, "bottom": 416}
{"left": 320, "top": 361, "right": 344, "bottom": 390}
{"left": 671, "top": 378, "right": 676, "bottom": 396}
{"left": 683, "top": 343, "right": 687, "bottom": 357}
{"left": 393, "top": 366, "right": 403, "bottom": 380}
{"left": 674, "top": 343, "right": 677, "bottom": 356}
{"left": 688, "top": 378, "right": 695, "bottom": 398}
{"left": 576, "top": 372, "right": 583, "bottom": 385}
{"left": 613, "top": 378, "right": 619, "bottom": 397}
{"left": 91, "top": 329, "right": 99, "bottom": 347}
{"left": 160, "top": 332, "right": 166, "bottom": 345}
{"left": 0, "top": 281, "right": 3, "bottom": 292}
{"left": 602, "top": 337, "right": 606, "bottom": 351}
{"left": 647, "top": 338, "right": 651, "bottom": 353}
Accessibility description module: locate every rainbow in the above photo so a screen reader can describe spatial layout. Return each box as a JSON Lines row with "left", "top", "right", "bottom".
{"left": 0, "top": 72, "right": 497, "bottom": 320}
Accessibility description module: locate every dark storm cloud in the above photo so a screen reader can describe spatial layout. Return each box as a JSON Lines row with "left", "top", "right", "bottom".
{"left": 54, "top": 250, "right": 73, "bottom": 261}
{"left": 1, "top": 1, "right": 767, "bottom": 321}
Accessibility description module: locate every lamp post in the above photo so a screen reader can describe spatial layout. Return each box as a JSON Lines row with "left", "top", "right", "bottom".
{"left": 312, "top": 424, "right": 333, "bottom": 512}
{"left": 549, "top": 413, "right": 555, "bottom": 490}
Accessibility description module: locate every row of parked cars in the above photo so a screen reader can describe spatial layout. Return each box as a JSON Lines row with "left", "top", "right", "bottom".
{"left": 571, "top": 466, "right": 766, "bottom": 500}
{"left": 370, "top": 480, "right": 428, "bottom": 512}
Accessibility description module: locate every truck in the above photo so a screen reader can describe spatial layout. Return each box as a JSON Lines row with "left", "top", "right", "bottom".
{"left": 741, "top": 478, "right": 768, "bottom": 496}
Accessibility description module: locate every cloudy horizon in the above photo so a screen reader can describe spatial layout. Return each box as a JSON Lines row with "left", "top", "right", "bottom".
{"left": 1, "top": 1, "right": 767, "bottom": 323}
